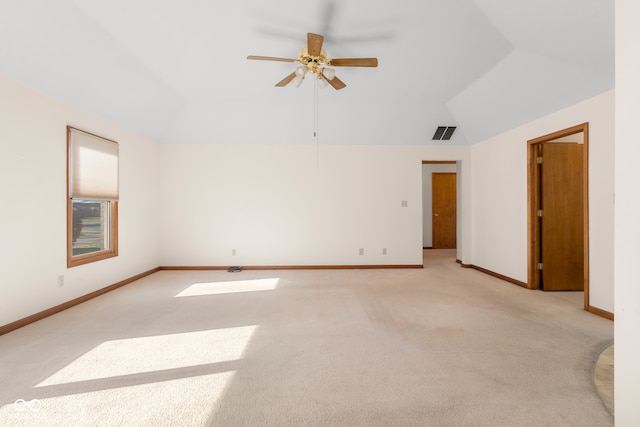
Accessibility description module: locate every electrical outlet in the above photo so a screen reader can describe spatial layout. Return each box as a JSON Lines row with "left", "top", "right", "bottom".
{"left": 232, "top": 249, "right": 237, "bottom": 256}
{"left": 359, "top": 248, "right": 364, "bottom": 256}
{"left": 382, "top": 248, "right": 387, "bottom": 255}
{"left": 401, "top": 200, "right": 408, "bottom": 207}
{"left": 57, "top": 275, "right": 64, "bottom": 287}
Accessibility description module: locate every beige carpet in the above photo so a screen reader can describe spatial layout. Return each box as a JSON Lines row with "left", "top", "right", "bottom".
{"left": 0, "top": 250, "right": 614, "bottom": 426}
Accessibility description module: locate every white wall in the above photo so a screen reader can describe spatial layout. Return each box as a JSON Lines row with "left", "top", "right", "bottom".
{"left": 158, "top": 144, "right": 471, "bottom": 267}
{"left": 422, "top": 164, "right": 457, "bottom": 247}
{"left": 615, "top": 1, "right": 640, "bottom": 423}
{"left": 470, "top": 90, "right": 614, "bottom": 312}
{"left": 0, "top": 77, "right": 160, "bottom": 326}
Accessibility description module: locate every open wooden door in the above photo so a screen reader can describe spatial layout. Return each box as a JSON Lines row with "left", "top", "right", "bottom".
{"left": 432, "top": 173, "right": 456, "bottom": 249}
{"left": 539, "top": 143, "right": 585, "bottom": 291}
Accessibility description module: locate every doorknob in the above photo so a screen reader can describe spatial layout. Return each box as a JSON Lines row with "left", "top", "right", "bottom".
{"left": 434, "top": 213, "right": 439, "bottom": 216}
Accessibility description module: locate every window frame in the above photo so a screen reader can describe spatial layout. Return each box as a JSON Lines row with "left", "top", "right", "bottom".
{"left": 66, "top": 126, "right": 119, "bottom": 268}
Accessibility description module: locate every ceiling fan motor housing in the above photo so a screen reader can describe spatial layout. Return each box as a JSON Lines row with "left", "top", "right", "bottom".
{"left": 299, "top": 48, "right": 328, "bottom": 74}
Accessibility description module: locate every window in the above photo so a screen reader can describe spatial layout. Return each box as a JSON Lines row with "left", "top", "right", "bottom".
{"left": 67, "top": 126, "right": 119, "bottom": 267}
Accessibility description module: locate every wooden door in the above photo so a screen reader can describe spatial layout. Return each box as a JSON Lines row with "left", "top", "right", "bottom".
{"left": 540, "top": 143, "right": 584, "bottom": 291}
{"left": 432, "top": 173, "right": 456, "bottom": 249}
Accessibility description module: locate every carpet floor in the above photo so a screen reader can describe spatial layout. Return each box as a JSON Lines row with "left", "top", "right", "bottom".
{"left": 0, "top": 250, "right": 614, "bottom": 426}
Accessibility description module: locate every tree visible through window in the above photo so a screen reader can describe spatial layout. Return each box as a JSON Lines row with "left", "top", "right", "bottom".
{"left": 71, "top": 200, "right": 111, "bottom": 255}
{"left": 67, "top": 127, "right": 119, "bottom": 267}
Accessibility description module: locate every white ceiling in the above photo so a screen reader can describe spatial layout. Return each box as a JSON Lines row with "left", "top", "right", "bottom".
{"left": 0, "top": 0, "right": 614, "bottom": 145}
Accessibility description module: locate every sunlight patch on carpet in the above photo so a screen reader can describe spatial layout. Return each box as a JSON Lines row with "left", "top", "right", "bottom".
{"left": 175, "top": 278, "right": 280, "bottom": 297}
{"left": 36, "top": 326, "right": 257, "bottom": 387}
{"left": 3, "top": 371, "right": 236, "bottom": 426}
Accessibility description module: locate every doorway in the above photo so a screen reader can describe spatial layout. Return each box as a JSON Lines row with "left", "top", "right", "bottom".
{"left": 422, "top": 161, "right": 458, "bottom": 264}
{"left": 527, "top": 123, "right": 589, "bottom": 308}
{"left": 432, "top": 173, "right": 457, "bottom": 249}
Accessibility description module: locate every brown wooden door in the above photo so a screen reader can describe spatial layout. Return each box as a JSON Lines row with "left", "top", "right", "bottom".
{"left": 432, "top": 173, "right": 456, "bottom": 249}
{"left": 540, "top": 143, "right": 584, "bottom": 291}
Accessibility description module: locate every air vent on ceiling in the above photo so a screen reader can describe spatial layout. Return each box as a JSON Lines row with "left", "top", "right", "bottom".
{"left": 432, "top": 126, "right": 457, "bottom": 141}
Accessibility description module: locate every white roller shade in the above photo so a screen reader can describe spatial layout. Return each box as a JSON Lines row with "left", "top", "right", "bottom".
{"left": 68, "top": 127, "right": 119, "bottom": 200}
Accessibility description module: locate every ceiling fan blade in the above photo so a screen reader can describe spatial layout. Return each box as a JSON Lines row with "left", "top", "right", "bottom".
{"left": 307, "top": 33, "right": 324, "bottom": 57}
{"left": 325, "top": 74, "right": 346, "bottom": 90}
{"left": 247, "top": 55, "right": 297, "bottom": 63}
{"left": 275, "top": 72, "right": 297, "bottom": 87}
{"left": 329, "top": 58, "right": 378, "bottom": 67}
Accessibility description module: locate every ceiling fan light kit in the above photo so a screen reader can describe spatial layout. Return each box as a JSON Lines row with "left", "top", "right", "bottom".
{"left": 247, "top": 33, "right": 378, "bottom": 90}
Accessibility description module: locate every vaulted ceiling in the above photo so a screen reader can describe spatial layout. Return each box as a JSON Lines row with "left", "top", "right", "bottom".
{"left": 0, "top": 0, "right": 614, "bottom": 145}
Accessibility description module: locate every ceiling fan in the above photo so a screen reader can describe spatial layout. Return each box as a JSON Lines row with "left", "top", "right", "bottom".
{"left": 247, "top": 33, "right": 378, "bottom": 90}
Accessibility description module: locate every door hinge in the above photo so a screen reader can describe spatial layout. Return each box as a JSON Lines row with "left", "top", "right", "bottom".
{"left": 537, "top": 209, "right": 543, "bottom": 217}
{"left": 538, "top": 263, "right": 543, "bottom": 270}
{"left": 537, "top": 156, "right": 543, "bottom": 164}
